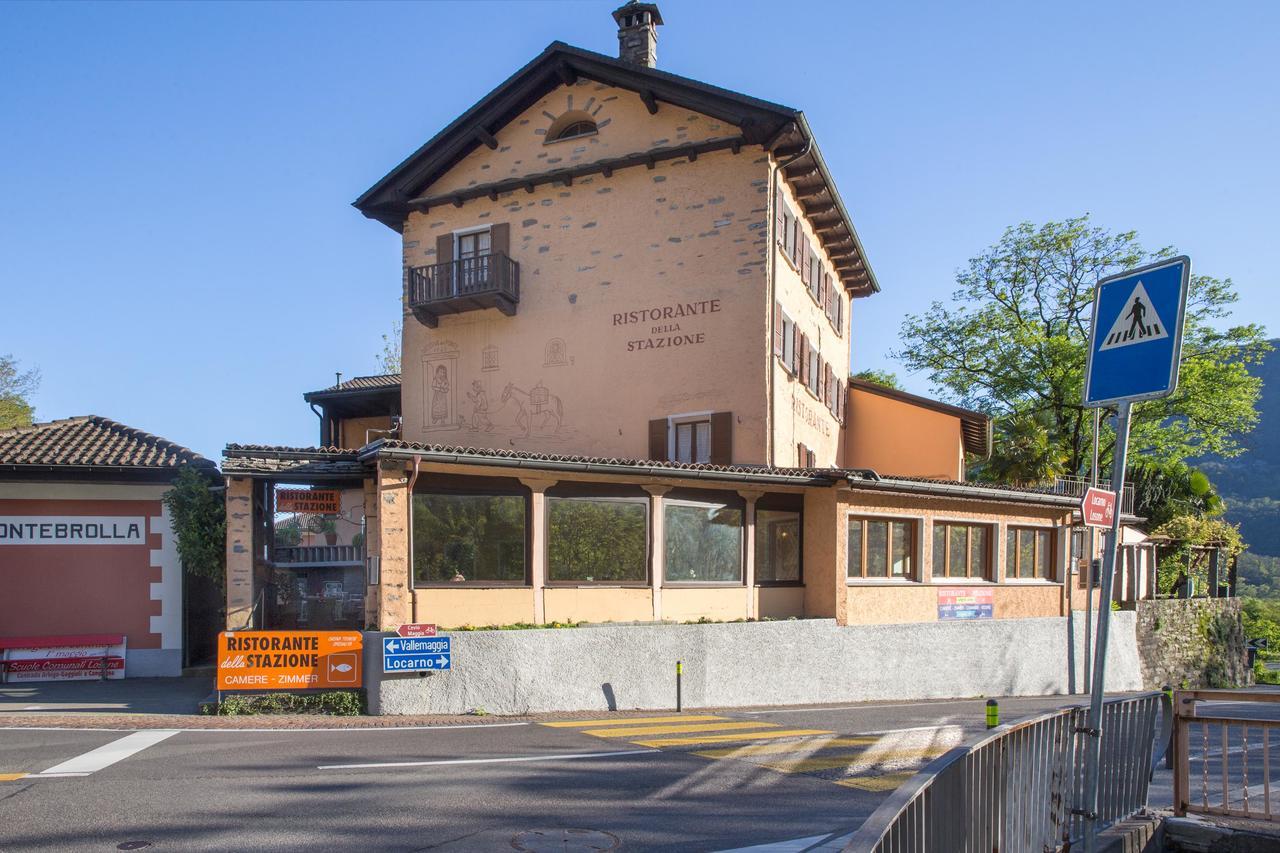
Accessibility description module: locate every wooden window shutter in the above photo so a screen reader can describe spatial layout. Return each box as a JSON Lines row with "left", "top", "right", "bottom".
{"left": 436, "top": 234, "right": 453, "bottom": 265}
{"left": 792, "top": 219, "right": 802, "bottom": 264}
{"left": 648, "top": 418, "right": 669, "bottom": 461}
{"left": 819, "top": 270, "right": 828, "bottom": 310}
{"left": 791, "top": 323, "right": 801, "bottom": 374}
{"left": 835, "top": 292, "right": 843, "bottom": 335}
{"left": 773, "top": 303, "right": 784, "bottom": 357}
{"left": 797, "top": 442, "right": 807, "bottom": 467}
{"left": 709, "top": 412, "right": 733, "bottom": 465}
{"left": 799, "top": 335, "right": 809, "bottom": 385}
{"left": 491, "top": 223, "right": 510, "bottom": 256}
{"left": 800, "top": 236, "right": 811, "bottom": 285}
{"left": 774, "top": 185, "right": 786, "bottom": 245}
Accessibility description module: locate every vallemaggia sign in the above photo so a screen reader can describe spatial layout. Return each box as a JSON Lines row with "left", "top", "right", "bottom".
{"left": 217, "top": 631, "right": 363, "bottom": 690}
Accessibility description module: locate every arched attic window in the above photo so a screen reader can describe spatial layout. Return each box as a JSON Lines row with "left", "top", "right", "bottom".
{"left": 546, "top": 111, "right": 598, "bottom": 143}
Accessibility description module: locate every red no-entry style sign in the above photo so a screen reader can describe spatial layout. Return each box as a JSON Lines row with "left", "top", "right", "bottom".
{"left": 1080, "top": 486, "right": 1117, "bottom": 528}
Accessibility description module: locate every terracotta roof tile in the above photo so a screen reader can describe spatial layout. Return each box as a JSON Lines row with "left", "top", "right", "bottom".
{"left": 307, "top": 374, "right": 401, "bottom": 395}
{"left": 0, "top": 416, "right": 214, "bottom": 471}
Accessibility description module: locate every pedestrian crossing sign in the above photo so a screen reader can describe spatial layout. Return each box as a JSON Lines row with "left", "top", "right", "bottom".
{"left": 1083, "top": 256, "right": 1190, "bottom": 407}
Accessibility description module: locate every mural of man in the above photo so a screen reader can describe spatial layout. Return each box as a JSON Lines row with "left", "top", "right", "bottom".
{"left": 467, "top": 380, "right": 494, "bottom": 432}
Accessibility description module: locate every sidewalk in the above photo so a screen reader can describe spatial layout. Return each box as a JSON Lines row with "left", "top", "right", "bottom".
{"left": 0, "top": 674, "right": 213, "bottom": 717}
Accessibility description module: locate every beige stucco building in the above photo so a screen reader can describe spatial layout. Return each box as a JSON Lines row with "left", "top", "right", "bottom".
{"left": 223, "top": 3, "right": 1113, "bottom": 634}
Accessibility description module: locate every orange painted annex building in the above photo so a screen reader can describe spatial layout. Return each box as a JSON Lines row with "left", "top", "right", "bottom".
{"left": 222, "top": 4, "right": 1107, "bottom": 634}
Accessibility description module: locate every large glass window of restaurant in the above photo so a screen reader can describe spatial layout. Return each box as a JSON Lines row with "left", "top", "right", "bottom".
{"left": 931, "top": 521, "right": 992, "bottom": 580}
{"left": 412, "top": 488, "right": 527, "bottom": 584}
{"left": 848, "top": 517, "right": 916, "bottom": 579}
{"left": 755, "top": 495, "right": 802, "bottom": 584}
{"left": 1006, "top": 526, "right": 1054, "bottom": 580}
{"left": 665, "top": 495, "right": 744, "bottom": 583}
{"left": 546, "top": 488, "right": 648, "bottom": 584}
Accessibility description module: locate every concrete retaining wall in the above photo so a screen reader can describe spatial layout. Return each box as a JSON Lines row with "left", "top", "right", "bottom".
{"left": 364, "top": 614, "right": 1142, "bottom": 715}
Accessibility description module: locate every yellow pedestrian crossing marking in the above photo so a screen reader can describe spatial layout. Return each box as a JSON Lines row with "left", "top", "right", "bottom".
{"left": 0, "top": 773, "right": 29, "bottom": 782}
{"left": 540, "top": 713, "right": 949, "bottom": 796}
{"left": 542, "top": 715, "right": 725, "bottom": 728}
{"left": 695, "top": 737, "right": 877, "bottom": 758}
{"left": 581, "top": 721, "right": 779, "bottom": 738}
{"left": 837, "top": 772, "right": 916, "bottom": 791}
{"left": 632, "top": 728, "right": 832, "bottom": 747}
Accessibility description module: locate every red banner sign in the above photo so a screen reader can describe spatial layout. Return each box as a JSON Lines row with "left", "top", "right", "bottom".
{"left": 397, "top": 624, "right": 437, "bottom": 638}
{"left": 1080, "top": 486, "right": 1117, "bottom": 528}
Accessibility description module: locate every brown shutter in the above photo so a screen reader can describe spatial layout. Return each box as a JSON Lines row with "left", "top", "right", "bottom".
{"left": 835, "top": 292, "right": 843, "bottom": 336}
{"left": 773, "top": 302, "right": 784, "bottom": 357}
{"left": 797, "top": 442, "right": 807, "bottom": 467}
{"left": 800, "top": 335, "right": 810, "bottom": 385}
{"left": 709, "top": 411, "right": 733, "bottom": 465}
{"left": 800, "top": 237, "right": 810, "bottom": 286}
{"left": 648, "top": 418, "right": 668, "bottom": 461}
{"left": 774, "top": 185, "right": 785, "bottom": 246}
{"left": 791, "top": 324, "right": 801, "bottom": 374}
{"left": 792, "top": 219, "right": 802, "bottom": 264}
{"left": 435, "top": 234, "right": 453, "bottom": 265}
{"left": 491, "top": 222, "right": 510, "bottom": 256}
{"left": 819, "top": 270, "right": 828, "bottom": 311}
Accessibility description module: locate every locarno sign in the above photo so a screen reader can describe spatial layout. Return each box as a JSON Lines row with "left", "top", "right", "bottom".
{"left": 0, "top": 516, "right": 147, "bottom": 545}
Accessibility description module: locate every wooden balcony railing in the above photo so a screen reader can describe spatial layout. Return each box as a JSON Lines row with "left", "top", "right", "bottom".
{"left": 407, "top": 252, "right": 519, "bottom": 327}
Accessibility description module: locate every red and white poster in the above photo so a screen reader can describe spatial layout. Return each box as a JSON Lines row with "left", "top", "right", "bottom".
{"left": 0, "top": 635, "right": 126, "bottom": 682}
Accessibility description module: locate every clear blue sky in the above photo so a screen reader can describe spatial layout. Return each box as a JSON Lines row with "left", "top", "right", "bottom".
{"left": 2, "top": 1, "right": 1276, "bottom": 461}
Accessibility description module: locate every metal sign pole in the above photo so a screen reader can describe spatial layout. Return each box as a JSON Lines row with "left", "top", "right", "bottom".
{"left": 1083, "top": 406, "right": 1100, "bottom": 694}
{"left": 1081, "top": 400, "right": 1132, "bottom": 853}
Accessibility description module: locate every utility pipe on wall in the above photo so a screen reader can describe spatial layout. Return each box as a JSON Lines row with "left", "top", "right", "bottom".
{"left": 406, "top": 454, "right": 422, "bottom": 624}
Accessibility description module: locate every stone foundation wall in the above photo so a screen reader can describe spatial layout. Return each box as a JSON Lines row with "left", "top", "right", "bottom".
{"left": 1133, "top": 598, "right": 1248, "bottom": 690}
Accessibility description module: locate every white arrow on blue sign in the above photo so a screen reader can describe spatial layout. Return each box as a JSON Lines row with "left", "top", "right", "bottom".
{"left": 382, "top": 635, "right": 451, "bottom": 673}
{"left": 1083, "top": 256, "right": 1191, "bottom": 407}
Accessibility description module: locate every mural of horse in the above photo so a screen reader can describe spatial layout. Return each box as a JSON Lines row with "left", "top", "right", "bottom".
{"left": 500, "top": 382, "right": 564, "bottom": 437}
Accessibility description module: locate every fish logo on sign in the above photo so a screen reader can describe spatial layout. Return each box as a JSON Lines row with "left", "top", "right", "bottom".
{"left": 1099, "top": 281, "right": 1169, "bottom": 351}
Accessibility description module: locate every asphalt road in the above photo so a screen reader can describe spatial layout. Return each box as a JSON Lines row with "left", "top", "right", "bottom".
{"left": 0, "top": 694, "right": 1104, "bottom": 852}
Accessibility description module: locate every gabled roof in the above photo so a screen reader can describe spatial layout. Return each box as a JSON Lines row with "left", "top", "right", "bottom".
{"left": 303, "top": 373, "right": 401, "bottom": 402}
{"left": 353, "top": 41, "right": 878, "bottom": 296}
{"left": 0, "top": 416, "right": 216, "bottom": 480}
{"left": 848, "top": 378, "right": 993, "bottom": 459}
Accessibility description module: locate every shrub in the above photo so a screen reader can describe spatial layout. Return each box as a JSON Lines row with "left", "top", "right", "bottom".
{"left": 212, "top": 690, "right": 365, "bottom": 716}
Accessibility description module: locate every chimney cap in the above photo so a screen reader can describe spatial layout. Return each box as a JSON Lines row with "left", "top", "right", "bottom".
{"left": 611, "top": 1, "right": 663, "bottom": 27}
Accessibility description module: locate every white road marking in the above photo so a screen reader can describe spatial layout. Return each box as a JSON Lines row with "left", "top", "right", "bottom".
{"left": 740, "top": 699, "right": 1004, "bottom": 714}
{"left": 713, "top": 830, "right": 856, "bottom": 852}
{"left": 35, "top": 729, "right": 179, "bottom": 776}
{"left": 0, "top": 721, "right": 531, "bottom": 734}
{"left": 319, "top": 748, "right": 659, "bottom": 771}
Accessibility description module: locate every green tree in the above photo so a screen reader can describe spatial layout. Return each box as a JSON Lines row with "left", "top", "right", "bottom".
{"left": 378, "top": 321, "right": 402, "bottom": 374}
{"left": 1129, "top": 459, "right": 1223, "bottom": 529}
{"left": 0, "top": 354, "right": 40, "bottom": 429}
{"left": 162, "top": 467, "right": 226, "bottom": 587}
{"left": 896, "top": 216, "right": 1271, "bottom": 480}
{"left": 850, "top": 369, "right": 901, "bottom": 390}
{"left": 977, "top": 410, "right": 1066, "bottom": 486}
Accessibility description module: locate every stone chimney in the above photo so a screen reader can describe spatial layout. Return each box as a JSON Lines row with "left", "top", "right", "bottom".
{"left": 611, "top": 2, "right": 663, "bottom": 68}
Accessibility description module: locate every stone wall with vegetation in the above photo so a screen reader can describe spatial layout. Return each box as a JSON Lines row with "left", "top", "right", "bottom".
{"left": 1133, "top": 598, "right": 1248, "bottom": 690}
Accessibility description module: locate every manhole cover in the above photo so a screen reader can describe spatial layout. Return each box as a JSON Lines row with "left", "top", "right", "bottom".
{"left": 511, "top": 828, "right": 620, "bottom": 852}
{"left": 117, "top": 844, "right": 153, "bottom": 851}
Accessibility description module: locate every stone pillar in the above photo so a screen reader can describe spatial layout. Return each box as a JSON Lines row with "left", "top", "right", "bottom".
{"left": 362, "top": 474, "right": 379, "bottom": 629}
{"left": 521, "top": 478, "right": 557, "bottom": 625}
{"left": 377, "top": 461, "right": 412, "bottom": 631}
{"left": 739, "top": 490, "right": 763, "bottom": 620}
{"left": 644, "top": 485, "right": 672, "bottom": 621}
{"left": 224, "top": 476, "right": 256, "bottom": 630}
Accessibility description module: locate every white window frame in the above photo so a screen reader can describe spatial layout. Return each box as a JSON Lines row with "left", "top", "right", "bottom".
{"left": 668, "top": 411, "right": 714, "bottom": 464}
{"left": 453, "top": 224, "right": 492, "bottom": 259}
{"left": 780, "top": 310, "right": 796, "bottom": 374}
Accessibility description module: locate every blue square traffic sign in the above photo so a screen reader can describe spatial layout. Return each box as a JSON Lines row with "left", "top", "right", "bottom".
{"left": 382, "top": 635, "right": 451, "bottom": 673}
{"left": 1083, "top": 256, "right": 1191, "bottom": 407}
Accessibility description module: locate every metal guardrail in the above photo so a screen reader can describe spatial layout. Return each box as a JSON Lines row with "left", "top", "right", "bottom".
{"left": 845, "top": 692, "right": 1168, "bottom": 852}
{"left": 1051, "top": 476, "right": 1136, "bottom": 516}
{"left": 1174, "top": 689, "right": 1280, "bottom": 822}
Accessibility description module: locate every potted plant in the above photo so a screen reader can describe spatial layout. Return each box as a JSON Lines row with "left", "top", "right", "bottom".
{"left": 308, "top": 516, "right": 339, "bottom": 546}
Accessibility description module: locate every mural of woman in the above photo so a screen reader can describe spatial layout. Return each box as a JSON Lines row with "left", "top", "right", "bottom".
{"left": 430, "top": 364, "right": 450, "bottom": 426}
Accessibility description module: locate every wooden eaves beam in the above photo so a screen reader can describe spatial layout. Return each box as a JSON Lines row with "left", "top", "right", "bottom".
{"left": 475, "top": 127, "right": 498, "bottom": 150}
{"left": 639, "top": 89, "right": 659, "bottom": 115}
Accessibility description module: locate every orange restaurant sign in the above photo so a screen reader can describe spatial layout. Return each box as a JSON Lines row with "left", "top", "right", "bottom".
{"left": 276, "top": 489, "right": 341, "bottom": 515}
{"left": 217, "top": 631, "right": 363, "bottom": 690}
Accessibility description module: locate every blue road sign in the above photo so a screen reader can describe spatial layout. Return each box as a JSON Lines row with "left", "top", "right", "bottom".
{"left": 1083, "top": 256, "right": 1191, "bottom": 407}
{"left": 382, "top": 635, "right": 451, "bottom": 673}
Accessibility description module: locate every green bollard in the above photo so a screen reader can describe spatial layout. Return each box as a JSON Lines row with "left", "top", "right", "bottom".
{"left": 985, "top": 698, "right": 999, "bottom": 729}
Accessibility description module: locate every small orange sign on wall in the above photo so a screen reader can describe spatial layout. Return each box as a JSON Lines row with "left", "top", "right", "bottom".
{"left": 276, "top": 489, "right": 341, "bottom": 515}
{"left": 217, "top": 631, "right": 362, "bottom": 690}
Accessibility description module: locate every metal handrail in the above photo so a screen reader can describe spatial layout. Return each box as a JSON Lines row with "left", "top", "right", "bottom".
{"left": 845, "top": 691, "right": 1168, "bottom": 852}
{"left": 1052, "top": 476, "right": 1136, "bottom": 516}
{"left": 407, "top": 251, "right": 520, "bottom": 306}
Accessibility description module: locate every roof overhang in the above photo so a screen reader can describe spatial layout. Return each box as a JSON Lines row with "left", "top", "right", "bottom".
{"left": 848, "top": 379, "right": 992, "bottom": 458}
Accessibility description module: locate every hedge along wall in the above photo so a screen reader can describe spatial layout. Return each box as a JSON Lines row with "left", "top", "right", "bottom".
{"left": 362, "top": 615, "right": 1143, "bottom": 716}
{"left": 1132, "top": 598, "right": 1248, "bottom": 690}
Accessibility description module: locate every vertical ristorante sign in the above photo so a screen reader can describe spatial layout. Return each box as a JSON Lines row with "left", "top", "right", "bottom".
{"left": 613, "top": 300, "right": 722, "bottom": 352}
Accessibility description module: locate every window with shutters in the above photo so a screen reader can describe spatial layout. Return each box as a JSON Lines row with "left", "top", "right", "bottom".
{"left": 807, "top": 347, "right": 820, "bottom": 397}
{"left": 660, "top": 412, "right": 732, "bottom": 465}
{"left": 673, "top": 419, "right": 711, "bottom": 464}
{"left": 809, "top": 256, "right": 822, "bottom": 301}
{"left": 847, "top": 516, "right": 918, "bottom": 581}
{"left": 779, "top": 309, "right": 796, "bottom": 373}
